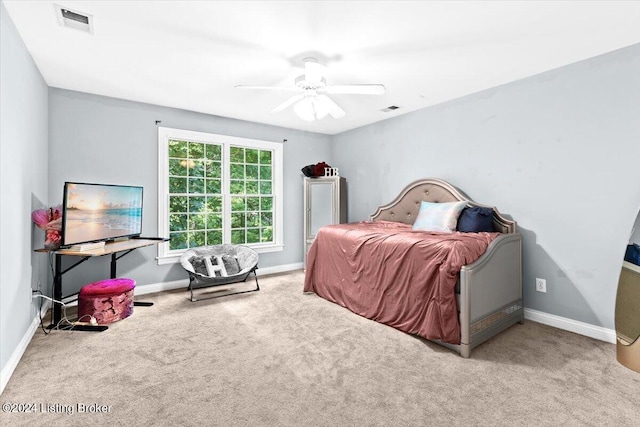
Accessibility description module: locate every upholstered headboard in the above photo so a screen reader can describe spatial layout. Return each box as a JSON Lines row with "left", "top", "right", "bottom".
{"left": 369, "top": 178, "right": 516, "bottom": 233}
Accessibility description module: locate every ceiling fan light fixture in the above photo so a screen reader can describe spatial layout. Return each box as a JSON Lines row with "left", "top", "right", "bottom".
{"left": 303, "top": 57, "right": 325, "bottom": 85}
{"left": 295, "top": 75, "right": 326, "bottom": 90}
{"left": 293, "top": 97, "right": 314, "bottom": 121}
{"left": 294, "top": 96, "right": 329, "bottom": 121}
{"left": 238, "top": 56, "right": 382, "bottom": 122}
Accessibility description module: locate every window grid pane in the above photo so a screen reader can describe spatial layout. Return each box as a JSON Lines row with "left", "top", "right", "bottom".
{"left": 168, "top": 139, "right": 223, "bottom": 250}
{"left": 229, "top": 145, "right": 275, "bottom": 245}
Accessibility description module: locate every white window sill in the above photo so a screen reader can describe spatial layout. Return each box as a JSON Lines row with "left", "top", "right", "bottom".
{"left": 156, "top": 244, "right": 284, "bottom": 265}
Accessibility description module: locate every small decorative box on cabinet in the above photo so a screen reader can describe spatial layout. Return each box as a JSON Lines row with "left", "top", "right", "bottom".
{"left": 303, "top": 176, "right": 347, "bottom": 267}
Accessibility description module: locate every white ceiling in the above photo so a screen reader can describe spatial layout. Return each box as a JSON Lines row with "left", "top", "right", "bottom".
{"left": 4, "top": 1, "right": 640, "bottom": 135}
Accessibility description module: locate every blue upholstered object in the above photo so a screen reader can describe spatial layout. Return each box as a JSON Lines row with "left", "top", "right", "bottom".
{"left": 625, "top": 244, "right": 640, "bottom": 266}
{"left": 457, "top": 206, "right": 494, "bottom": 233}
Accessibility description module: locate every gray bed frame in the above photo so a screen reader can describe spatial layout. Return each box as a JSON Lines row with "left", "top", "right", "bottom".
{"left": 370, "top": 178, "right": 523, "bottom": 357}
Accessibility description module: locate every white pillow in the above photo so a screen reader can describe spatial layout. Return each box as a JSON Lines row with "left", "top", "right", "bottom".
{"left": 412, "top": 201, "right": 467, "bottom": 233}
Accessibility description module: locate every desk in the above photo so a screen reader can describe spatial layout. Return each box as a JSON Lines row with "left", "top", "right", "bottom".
{"left": 36, "top": 238, "right": 167, "bottom": 330}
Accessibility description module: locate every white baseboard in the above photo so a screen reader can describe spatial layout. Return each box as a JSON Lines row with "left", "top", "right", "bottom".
{"left": 257, "top": 262, "right": 303, "bottom": 276}
{"left": 1, "top": 300, "right": 51, "bottom": 396}
{"left": 524, "top": 308, "right": 616, "bottom": 344}
{"left": 134, "top": 278, "right": 188, "bottom": 295}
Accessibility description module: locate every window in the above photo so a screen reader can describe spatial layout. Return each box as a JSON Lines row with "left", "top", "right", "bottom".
{"left": 157, "top": 127, "right": 283, "bottom": 264}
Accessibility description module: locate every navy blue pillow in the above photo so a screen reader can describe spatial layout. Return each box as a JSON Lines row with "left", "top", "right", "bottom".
{"left": 457, "top": 206, "right": 494, "bottom": 232}
{"left": 625, "top": 244, "right": 640, "bottom": 266}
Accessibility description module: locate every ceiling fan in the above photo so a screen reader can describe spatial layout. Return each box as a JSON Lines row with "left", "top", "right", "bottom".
{"left": 235, "top": 57, "right": 385, "bottom": 121}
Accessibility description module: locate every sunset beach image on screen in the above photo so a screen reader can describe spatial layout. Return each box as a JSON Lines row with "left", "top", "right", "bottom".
{"left": 62, "top": 182, "right": 143, "bottom": 246}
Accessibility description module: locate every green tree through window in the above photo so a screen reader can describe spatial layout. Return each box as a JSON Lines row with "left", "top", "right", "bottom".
{"left": 167, "top": 139, "right": 224, "bottom": 250}
{"left": 160, "top": 129, "right": 281, "bottom": 257}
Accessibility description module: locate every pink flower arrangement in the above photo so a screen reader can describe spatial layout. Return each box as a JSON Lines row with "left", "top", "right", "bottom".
{"left": 32, "top": 205, "right": 62, "bottom": 248}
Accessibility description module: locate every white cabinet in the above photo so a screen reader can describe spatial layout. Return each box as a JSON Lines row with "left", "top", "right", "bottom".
{"left": 303, "top": 176, "right": 347, "bottom": 266}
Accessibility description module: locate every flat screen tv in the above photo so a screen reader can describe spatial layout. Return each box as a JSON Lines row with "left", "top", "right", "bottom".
{"left": 61, "top": 182, "right": 143, "bottom": 247}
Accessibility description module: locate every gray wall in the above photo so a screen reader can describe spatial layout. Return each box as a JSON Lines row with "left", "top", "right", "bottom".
{"left": 630, "top": 212, "right": 640, "bottom": 245}
{"left": 48, "top": 88, "right": 331, "bottom": 293}
{"left": 0, "top": 3, "right": 49, "bottom": 372}
{"left": 331, "top": 44, "right": 640, "bottom": 330}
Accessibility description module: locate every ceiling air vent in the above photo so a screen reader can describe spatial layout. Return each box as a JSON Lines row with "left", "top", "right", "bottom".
{"left": 380, "top": 105, "right": 400, "bottom": 113}
{"left": 54, "top": 4, "right": 94, "bottom": 34}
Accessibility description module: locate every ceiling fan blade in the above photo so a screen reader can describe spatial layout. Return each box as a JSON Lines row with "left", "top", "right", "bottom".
{"left": 317, "top": 95, "right": 346, "bottom": 119}
{"left": 323, "top": 84, "right": 386, "bottom": 95}
{"left": 271, "top": 94, "right": 305, "bottom": 113}
{"left": 304, "top": 58, "right": 325, "bottom": 85}
{"left": 235, "top": 85, "right": 301, "bottom": 92}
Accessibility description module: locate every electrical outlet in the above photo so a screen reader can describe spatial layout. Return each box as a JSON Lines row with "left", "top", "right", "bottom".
{"left": 32, "top": 280, "right": 41, "bottom": 300}
{"left": 535, "top": 278, "right": 547, "bottom": 293}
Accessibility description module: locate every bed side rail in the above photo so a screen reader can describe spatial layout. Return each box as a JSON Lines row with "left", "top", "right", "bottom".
{"left": 458, "top": 233, "right": 523, "bottom": 352}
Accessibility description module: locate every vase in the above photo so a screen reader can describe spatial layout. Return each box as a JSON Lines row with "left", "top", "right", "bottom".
{"left": 44, "top": 229, "right": 62, "bottom": 250}
{"left": 45, "top": 241, "right": 61, "bottom": 250}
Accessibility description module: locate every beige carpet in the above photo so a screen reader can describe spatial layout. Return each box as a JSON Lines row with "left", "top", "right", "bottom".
{"left": 1, "top": 270, "right": 639, "bottom": 426}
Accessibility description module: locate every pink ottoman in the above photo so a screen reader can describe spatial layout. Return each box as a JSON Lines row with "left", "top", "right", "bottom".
{"left": 78, "top": 278, "right": 136, "bottom": 324}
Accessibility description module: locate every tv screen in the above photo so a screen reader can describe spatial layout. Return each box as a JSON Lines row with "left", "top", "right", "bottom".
{"left": 61, "top": 182, "right": 143, "bottom": 247}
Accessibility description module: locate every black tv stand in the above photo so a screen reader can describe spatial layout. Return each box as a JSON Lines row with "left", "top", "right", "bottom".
{"left": 134, "top": 301, "right": 154, "bottom": 307}
{"left": 36, "top": 238, "right": 169, "bottom": 331}
{"left": 132, "top": 236, "right": 167, "bottom": 241}
{"left": 63, "top": 324, "right": 108, "bottom": 332}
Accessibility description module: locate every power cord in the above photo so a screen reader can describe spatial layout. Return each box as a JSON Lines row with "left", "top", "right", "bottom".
{"left": 43, "top": 251, "right": 98, "bottom": 329}
{"left": 32, "top": 289, "right": 50, "bottom": 335}
{"left": 32, "top": 292, "right": 97, "bottom": 331}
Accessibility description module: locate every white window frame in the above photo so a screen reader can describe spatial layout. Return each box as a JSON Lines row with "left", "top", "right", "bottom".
{"left": 157, "top": 127, "right": 283, "bottom": 265}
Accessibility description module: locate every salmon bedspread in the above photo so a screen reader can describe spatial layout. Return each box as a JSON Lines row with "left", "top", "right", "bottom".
{"left": 303, "top": 221, "right": 500, "bottom": 344}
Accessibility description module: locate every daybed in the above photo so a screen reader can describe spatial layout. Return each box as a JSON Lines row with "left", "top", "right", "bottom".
{"left": 303, "top": 178, "right": 523, "bottom": 357}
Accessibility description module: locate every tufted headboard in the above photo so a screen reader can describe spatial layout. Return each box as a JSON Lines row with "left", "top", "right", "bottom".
{"left": 369, "top": 178, "right": 516, "bottom": 234}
